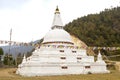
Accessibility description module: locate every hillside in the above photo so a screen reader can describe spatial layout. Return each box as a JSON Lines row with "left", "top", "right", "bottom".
{"left": 70, "top": 35, "right": 94, "bottom": 55}
{"left": 64, "top": 6, "right": 120, "bottom": 47}
{"left": 0, "top": 44, "right": 34, "bottom": 58}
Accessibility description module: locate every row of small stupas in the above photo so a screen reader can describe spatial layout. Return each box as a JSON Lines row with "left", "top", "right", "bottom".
{"left": 16, "top": 6, "right": 109, "bottom": 76}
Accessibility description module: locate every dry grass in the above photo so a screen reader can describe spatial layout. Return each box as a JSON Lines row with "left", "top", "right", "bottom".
{"left": 0, "top": 68, "right": 120, "bottom": 80}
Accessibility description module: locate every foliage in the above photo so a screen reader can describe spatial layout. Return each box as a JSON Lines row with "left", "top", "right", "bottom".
{"left": 64, "top": 7, "right": 120, "bottom": 47}
{"left": 105, "top": 50, "right": 120, "bottom": 61}
{"left": 16, "top": 53, "right": 23, "bottom": 65}
{"left": 3, "top": 54, "right": 15, "bottom": 66}
{"left": 0, "top": 47, "right": 4, "bottom": 55}
{"left": 0, "top": 48, "right": 4, "bottom": 66}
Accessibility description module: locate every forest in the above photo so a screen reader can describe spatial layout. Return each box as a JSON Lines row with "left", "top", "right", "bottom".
{"left": 64, "top": 7, "right": 120, "bottom": 47}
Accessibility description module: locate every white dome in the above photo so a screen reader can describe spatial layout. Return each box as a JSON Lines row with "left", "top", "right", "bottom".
{"left": 43, "top": 29, "right": 72, "bottom": 43}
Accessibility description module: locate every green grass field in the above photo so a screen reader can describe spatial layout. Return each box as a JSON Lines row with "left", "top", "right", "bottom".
{"left": 0, "top": 68, "right": 120, "bottom": 80}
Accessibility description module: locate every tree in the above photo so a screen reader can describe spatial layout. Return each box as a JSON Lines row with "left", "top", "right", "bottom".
{"left": 0, "top": 48, "right": 4, "bottom": 61}
{"left": 64, "top": 6, "right": 120, "bottom": 47}
{"left": 0, "top": 48, "right": 4, "bottom": 67}
{"left": 0, "top": 48, "right": 4, "bottom": 55}
{"left": 16, "top": 53, "right": 23, "bottom": 65}
{"left": 3, "top": 53, "right": 15, "bottom": 66}
{"left": 3, "top": 53, "right": 8, "bottom": 65}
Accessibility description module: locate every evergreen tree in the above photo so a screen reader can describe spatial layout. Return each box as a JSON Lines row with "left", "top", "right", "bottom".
{"left": 0, "top": 48, "right": 4, "bottom": 55}
{"left": 0, "top": 48, "right": 4, "bottom": 67}
{"left": 64, "top": 6, "right": 120, "bottom": 47}
{"left": 16, "top": 53, "right": 23, "bottom": 65}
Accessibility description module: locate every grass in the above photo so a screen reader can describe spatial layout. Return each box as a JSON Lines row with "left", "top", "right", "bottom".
{"left": 0, "top": 68, "right": 120, "bottom": 80}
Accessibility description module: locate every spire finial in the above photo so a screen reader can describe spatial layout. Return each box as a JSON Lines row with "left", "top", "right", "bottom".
{"left": 55, "top": 6, "right": 60, "bottom": 14}
{"left": 52, "top": 6, "right": 63, "bottom": 29}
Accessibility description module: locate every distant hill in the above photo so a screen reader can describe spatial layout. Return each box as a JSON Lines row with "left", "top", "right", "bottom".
{"left": 64, "top": 6, "right": 120, "bottom": 47}
{"left": 0, "top": 43, "right": 35, "bottom": 58}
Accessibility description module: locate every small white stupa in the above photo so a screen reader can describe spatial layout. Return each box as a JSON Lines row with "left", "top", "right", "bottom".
{"left": 16, "top": 6, "right": 109, "bottom": 76}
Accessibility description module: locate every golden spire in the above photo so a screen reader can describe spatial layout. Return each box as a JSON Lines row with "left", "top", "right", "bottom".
{"left": 55, "top": 6, "right": 60, "bottom": 14}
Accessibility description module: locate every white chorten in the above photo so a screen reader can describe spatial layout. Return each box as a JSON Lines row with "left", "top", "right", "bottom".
{"left": 16, "top": 6, "right": 109, "bottom": 76}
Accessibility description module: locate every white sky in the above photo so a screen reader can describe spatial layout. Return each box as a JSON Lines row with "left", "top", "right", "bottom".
{"left": 0, "top": 0, "right": 119, "bottom": 42}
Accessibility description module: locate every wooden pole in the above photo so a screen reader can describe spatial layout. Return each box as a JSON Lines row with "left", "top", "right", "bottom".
{"left": 8, "top": 28, "right": 12, "bottom": 66}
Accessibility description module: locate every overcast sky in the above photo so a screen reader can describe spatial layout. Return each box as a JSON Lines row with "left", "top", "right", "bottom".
{"left": 0, "top": 0, "right": 119, "bottom": 42}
